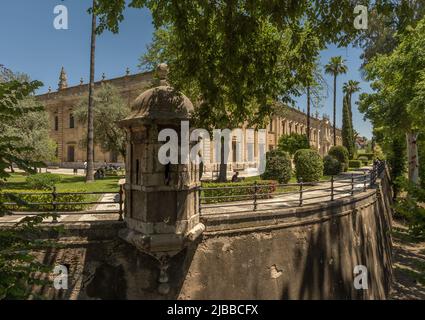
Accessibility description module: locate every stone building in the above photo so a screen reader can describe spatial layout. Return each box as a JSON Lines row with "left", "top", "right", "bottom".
{"left": 36, "top": 68, "right": 342, "bottom": 173}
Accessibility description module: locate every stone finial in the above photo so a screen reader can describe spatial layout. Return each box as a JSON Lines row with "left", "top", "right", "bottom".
{"left": 126, "top": 67, "right": 130, "bottom": 76}
{"left": 102, "top": 73, "right": 106, "bottom": 81}
{"left": 58, "top": 67, "right": 68, "bottom": 90}
{"left": 157, "top": 63, "right": 169, "bottom": 86}
{"left": 80, "top": 78, "right": 84, "bottom": 85}
{"left": 48, "top": 86, "right": 52, "bottom": 93}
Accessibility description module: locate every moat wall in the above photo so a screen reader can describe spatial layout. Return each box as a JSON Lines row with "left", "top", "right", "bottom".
{"left": 34, "top": 169, "right": 393, "bottom": 300}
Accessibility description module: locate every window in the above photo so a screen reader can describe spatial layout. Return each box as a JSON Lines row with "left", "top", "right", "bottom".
{"left": 269, "top": 119, "right": 273, "bottom": 132}
{"left": 67, "top": 145, "right": 75, "bottom": 162}
{"left": 54, "top": 116, "right": 59, "bottom": 131}
{"left": 69, "top": 113, "right": 75, "bottom": 129}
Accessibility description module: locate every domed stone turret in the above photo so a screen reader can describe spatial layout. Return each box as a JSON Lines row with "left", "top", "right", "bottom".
{"left": 117, "top": 63, "right": 204, "bottom": 295}
{"left": 120, "top": 64, "right": 193, "bottom": 125}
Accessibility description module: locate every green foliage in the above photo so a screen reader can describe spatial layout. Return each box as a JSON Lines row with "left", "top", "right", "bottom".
{"left": 261, "top": 150, "right": 292, "bottom": 184}
{"left": 328, "top": 146, "right": 349, "bottom": 171}
{"left": 93, "top": 0, "right": 376, "bottom": 131}
{"left": 357, "top": 156, "right": 369, "bottom": 166}
{"left": 202, "top": 180, "right": 276, "bottom": 204}
{"left": 0, "top": 214, "right": 59, "bottom": 299}
{"left": 277, "top": 133, "right": 310, "bottom": 156}
{"left": 361, "top": 153, "right": 375, "bottom": 160}
{"left": 294, "top": 149, "right": 323, "bottom": 182}
{"left": 0, "top": 80, "right": 44, "bottom": 183}
{"left": 394, "top": 177, "right": 425, "bottom": 240}
{"left": 0, "top": 191, "right": 87, "bottom": 212}
{"left": 349, "top": 160, "right": 362, "bottom": 169}
{"left": 25, "top": 174, "right": 62, "bottom": 190}
{"left": 74, "top": 83, "right": 129, "bottom": 158}
{"left": 323, "top": 155, "right": 342, "bottom": 176}
{"left": 341, "top": 80, "right": 360, "bottom": 159}
{"left": 0, "top": 75, "right": 58, "bottom": 299}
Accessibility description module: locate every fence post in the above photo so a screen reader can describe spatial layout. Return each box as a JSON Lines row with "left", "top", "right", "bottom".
{"left": 330, "top": 176, "right": 335, "bottom": 201}
{"left": 52, "top": 186, "right": 58, "bottom": 223}
{"left": 118, "top": 184, "right": 124, "bottom": 221}
{"left": 363, "top": 171, "right": 367, "bottom": 191}
{"left": 253, "top": 181, "right": 258, "bottom": 211}
{"left": 299, "top": 178, "right": 303, "bottom": 207}
{"left": 198, "top": 187, "right": 202, "bottom": 216}
{"left": 351, "top": 173, "right": 354, "bottom": 196}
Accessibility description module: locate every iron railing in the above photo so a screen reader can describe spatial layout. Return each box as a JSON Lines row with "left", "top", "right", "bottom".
{"left": 1, "top": 184, "right": 124, "bottom": 223}
{"left": 199, "top": 161, "right": 386, "bottom": 216}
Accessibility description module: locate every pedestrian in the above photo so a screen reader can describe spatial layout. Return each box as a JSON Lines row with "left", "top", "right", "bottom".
{"left": 83, "top": 161, "right": 87, "bottom": 174}
{"left": 73, "top": 167, "right": 78, "bottom": 175}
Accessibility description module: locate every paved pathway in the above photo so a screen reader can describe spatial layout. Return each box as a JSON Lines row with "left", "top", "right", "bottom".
{"left": 1, "top": 167, "right": 373, "bottom": 224}
{"left": 201, "top": 169, "right": 373, "bottom": 215}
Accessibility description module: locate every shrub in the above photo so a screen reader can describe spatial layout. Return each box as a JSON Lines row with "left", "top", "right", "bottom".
{"left": 394, "top": 178, "right": 425, "bottom": 239}
{"left": 294, "top": 149, "right": 324, "bottom": 182}
{"left": 202, "top": 180, "right": 276, "bottom": 204}
{"left": 357, "top": 156, "right": 369, "bottom": 166}
{"left": 0, "top": 190, "right": 89, "bottom": 212}
{"left": 349, "top": 160, "right": 362, "bottom": 168}
{"left": 278, "top": 133, "right": 310, "bottom": 156}
{"left": 361, "top": 152, "right": 375, "bottom": 161}
{"left": 261, "top": 150, "right": 292, "bottom": 183}
{"left": 328, "top": 146, "right": 349, "bottom": 171}
{"left": 26, "top": 173, "right": 62, "bottom": 190}
{"left": 323, "top": 155, "right": 342, "bottom": 176}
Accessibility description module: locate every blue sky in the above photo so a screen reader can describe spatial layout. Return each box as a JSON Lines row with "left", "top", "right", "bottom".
{"left": 0, "top": 0, "right": 372, "bottom": 138}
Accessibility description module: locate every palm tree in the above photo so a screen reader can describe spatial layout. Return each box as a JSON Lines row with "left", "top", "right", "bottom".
{"left": 343, "top": 80, "right": 361, "bottom": 121}
{"left": 325, "top": 56, "right": 348, "bottom": 146}
{"left": 86, "top": 0, "right": 97, "bottom": 182}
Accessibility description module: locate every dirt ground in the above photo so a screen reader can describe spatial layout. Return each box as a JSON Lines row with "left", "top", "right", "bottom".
{"left": 390, "top": 220, "right": 425, "bottom": 300}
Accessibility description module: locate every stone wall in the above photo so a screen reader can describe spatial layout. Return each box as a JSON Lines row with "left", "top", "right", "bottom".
{"left": 33, "top": 169, "right": 393, "bottom": 300}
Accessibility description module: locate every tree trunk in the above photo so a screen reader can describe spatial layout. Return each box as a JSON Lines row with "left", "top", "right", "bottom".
{"left": 217, "top": 138, "right": 227, "bottom": 182}
{"left": 86, "top": 0, "right": 96, "bottom": 182}
{"left": 9, "top": 165, "right": 14, "bottom": 173}
{"left": 306, "top": 85, "right": 311, "bottom": 146}
{"left": 333, "top": 75, "right": 337, "bottom": 146}
{"left": 406, "top": 131, "right": 419, "bottom": 184}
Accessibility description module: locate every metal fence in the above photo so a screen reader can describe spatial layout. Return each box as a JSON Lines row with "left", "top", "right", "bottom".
{"left": 2, "top": 185, "right": 124, "bottom": 223}
{"left": 198, "top": 161, "right": 386, "bottom": 215}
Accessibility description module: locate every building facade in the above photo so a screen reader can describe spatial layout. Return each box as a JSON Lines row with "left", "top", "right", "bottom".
{"left": 36, "top": 68, "right": 342, "bottom": 172}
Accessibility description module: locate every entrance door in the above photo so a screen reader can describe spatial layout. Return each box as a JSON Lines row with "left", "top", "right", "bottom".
{"left": 67, "top": 146, "right": 75, "bottom": 162}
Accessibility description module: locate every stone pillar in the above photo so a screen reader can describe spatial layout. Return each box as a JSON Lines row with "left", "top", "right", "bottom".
{"left": 118, "top": 64, "right": 204, "bottom": 295}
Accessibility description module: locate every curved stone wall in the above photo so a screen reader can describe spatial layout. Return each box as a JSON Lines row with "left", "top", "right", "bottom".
{"left": 33, "top": 169, "right": 393, "bottom": 300}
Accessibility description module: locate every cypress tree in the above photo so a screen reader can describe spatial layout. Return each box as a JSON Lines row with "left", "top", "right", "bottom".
{"left": 342, "top": 95, "right": 355, "bottom": 158}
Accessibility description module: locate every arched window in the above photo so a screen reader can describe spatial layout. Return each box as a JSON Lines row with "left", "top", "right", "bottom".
{"left": 69, "top": 113, "right": 75, "bottom": 129}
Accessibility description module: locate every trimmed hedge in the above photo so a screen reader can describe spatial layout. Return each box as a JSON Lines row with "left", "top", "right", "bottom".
{"left": 328, "top": 146, "right": 349, "bottom": 171}
{"left": 360, "top": 152, "right": 374, "bottom": 160}
{"left": 349, "top": 160, "right": 362, "bottom": 169}
{"left": 0, "top": 190, "right": 90, "bottom": 212}
{"left": 294, "top": 149, "right": 324, "bottom": 182}
{"left": 323, "top": 155, "right": 342, "bottom": 176}
{"left": 25, "top": 173, "right": 62, "bottom": 190}
{"left": 261, "top": 150, "right": 292, "bottom": 183}
{"left": 357, "top": 156, "right": 369, "bottom": 166}
{"left": 202, "top": 180, "right": 276, "bottom": 204}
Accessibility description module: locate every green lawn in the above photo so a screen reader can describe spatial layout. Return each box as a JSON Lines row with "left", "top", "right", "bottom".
{"left": 1, "top": 173, "right": 122, "bottom": 193}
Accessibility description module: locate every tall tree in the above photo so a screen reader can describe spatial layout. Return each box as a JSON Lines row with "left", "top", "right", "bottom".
{"left": 86, "top": 0, "right": 97, "bottom": 182}
{"left": 342, "top": 80, "right": 361, "bottom": 158}
{"left": 74, "top": 83, "right": 130, "bottom": 159}
{"left": 325, "top": 56, "right": 348, "bottom": 146}
{"left": 359, "top": 18, "right": 425, "bottom": 184}
{"left": 303, "top": 62, "right": 327, "bottom": 145}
